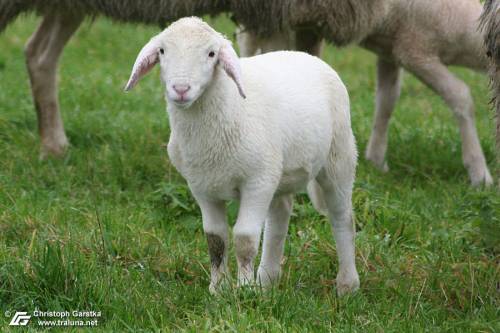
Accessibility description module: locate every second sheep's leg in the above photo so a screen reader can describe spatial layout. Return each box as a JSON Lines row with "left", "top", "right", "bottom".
{"left": 365, "top": 58, "right": 402, "bottom": 172}
{"left": 407, "top": 58, "right": 493, "bottom": 186}
{"left": 24, "top": 11, "right": 83, "bottom": 158}
{"left": 237, "top": 27, "right": 324, "bottom": 58}
{"left": 257, "top": 194, "right": 293, "bottom": 287}
{"left": 294, "top": 27, "right": 324, "bottom": 57}
{"left": 235, "top": 26, "right": 261, "bottom": 57}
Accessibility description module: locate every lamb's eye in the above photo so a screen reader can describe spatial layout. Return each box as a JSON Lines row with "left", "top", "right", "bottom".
{"left": 159, "top": 48, "right": 164, "bottom": 55}
{"left": 208, "top": 51, "right": 215, "bottom": 58}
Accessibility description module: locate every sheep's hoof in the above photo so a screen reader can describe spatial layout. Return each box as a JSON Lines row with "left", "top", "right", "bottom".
{"left": 336, "top": 272, "right": 360, "bottom": 297}
{"left": 468, "top": 167, "right": 493, "bottom": 187}
{"left": 365, "top": 148, "right": 389, "bottom": 172}
{"left": 366, "top": 156, "right": 389, "bottom": 173}
{"left": 39, "top": 138, "right": 69, "bottom": 160}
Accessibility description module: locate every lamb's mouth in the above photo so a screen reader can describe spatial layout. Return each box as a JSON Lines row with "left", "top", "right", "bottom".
{"left": 171, "top": 98, "right": 193, "bottom": 108}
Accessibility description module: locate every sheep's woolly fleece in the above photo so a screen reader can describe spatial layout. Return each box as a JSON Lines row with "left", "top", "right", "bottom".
{"left": 0, "top": 0, "right": 227, "bottom": 31}
{"left": 230, "top": 0, "right": 390, "bottom": 45}
{"left": 1, "top": 0, "right": 388, "bottom": 46}
{"left": 480, "top": 0, "right": 500, "bottom": 158}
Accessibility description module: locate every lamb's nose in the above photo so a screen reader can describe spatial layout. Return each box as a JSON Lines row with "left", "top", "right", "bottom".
{"left": 173, "top": 84, "right": 191, "bottom": 96}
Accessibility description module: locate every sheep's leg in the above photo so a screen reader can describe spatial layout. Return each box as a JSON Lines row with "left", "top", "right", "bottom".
{"left": 365, "top": 58, "right": 402, "bottom": 172}
{"left": 258, "top": 31, "right": 291, "bottom": 54}
{"left": 235, "top": 27, "right": 261, "bottom": 57}
{"left": 316, "top": 167, "right": 359, "bottom": 296}
{"left": 295, "top": 27, "right": 324, "bottom": 57}
{"left": 233, "top": 187, "right": 275, "bottom": 287}
{"left": 25, "top": 11, "right": 83, "bottom": 158}
{"left": 307, "top": 179, "right": 327, "bottom": 215}
{"left": 236, "top": 28, "right": 290, "bottom": 57}
{"left": 407, "top": 59, "right": 493, "bottom": 186}
{"left": 237, "top": 27, "right": 324, "bottom": 58}
{"left": 196, "top": 197, "right": 229, "bottom": 294}
{"left": 257, "top": 194, "right": 293, "bottom": 287}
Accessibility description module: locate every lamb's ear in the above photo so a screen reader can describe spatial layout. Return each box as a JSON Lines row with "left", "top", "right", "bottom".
{"left": 218, "top": 41, "right": 246, "bottom": 99}
{"left": 125, "top": 36, "right": 161, "bottom": 91}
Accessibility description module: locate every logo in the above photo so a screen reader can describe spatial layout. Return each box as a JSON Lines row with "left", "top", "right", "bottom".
{"left": 9, "top": 312, "right": 31, "bottom": 326}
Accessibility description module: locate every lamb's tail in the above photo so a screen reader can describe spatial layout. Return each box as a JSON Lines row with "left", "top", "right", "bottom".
{"left": 307, "top": 179, "right": 328, "bottom": 216}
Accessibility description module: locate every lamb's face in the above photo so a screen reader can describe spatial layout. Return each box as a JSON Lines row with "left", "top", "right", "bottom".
{"left": 125, "top": 17, "right": 246, "bottom": 104}
{"left": 160, "top": 28, "right": 222, "bottom": 108}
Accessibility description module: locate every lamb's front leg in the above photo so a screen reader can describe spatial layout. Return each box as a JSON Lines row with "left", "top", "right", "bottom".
{"left": 195, "top": 197, "right": 229, "bottom": 294}
{"left": 257, "top": 194, "right": 293, "bottom": 287}
{"left": 233, "top": 187, "right": 275, "bottom": 287}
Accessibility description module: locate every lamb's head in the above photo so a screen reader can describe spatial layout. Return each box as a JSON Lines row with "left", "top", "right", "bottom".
{"left": 125, "top": 17, "right": 246, "bottom": 108}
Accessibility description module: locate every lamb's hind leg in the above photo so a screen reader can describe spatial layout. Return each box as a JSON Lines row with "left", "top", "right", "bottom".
{"left": 257, "top": 194, "right": 293, "bottom": 287}
{"left": 407, "top": 58, "right": 493, "bottom": 186}
{"left": 365, "top": 58, "right": 402, "bottom": 172}
{"left": 25, "top": 11, "right": 83, "bottom": 158}
{"left": 316, "top": 155, "right": 359, "bottom": 296}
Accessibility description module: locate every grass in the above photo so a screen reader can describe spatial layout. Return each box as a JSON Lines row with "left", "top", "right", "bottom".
{"left": 0, "top": 14, "right": 499, "bottom": 332}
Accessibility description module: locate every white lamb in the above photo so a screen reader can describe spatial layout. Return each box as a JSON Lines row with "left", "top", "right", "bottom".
{"left": 125, "top": 17, "right": 360, "bottom": 296}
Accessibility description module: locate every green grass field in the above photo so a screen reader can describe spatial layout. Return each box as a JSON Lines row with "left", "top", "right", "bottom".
{"left": 0, "top": 15, "right": 499, "bottom": 332}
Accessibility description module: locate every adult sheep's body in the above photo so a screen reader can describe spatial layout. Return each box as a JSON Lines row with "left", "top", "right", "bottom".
{"left": 235, "top": 0, "right": 493, "bottom": 186}
{"left": 1, "top": 0, "right": 493, "bottom": 186}
{"left": 480, "top": 0, "right": 500, "bottom": 185}
{"left": 0, "top": 0, "right": 228, "bottom": 157}
{"left": 0, "top": 1, "right": 227, "bottom": 29}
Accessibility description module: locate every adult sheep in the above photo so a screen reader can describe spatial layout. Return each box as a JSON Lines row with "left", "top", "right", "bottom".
{"left": 0, "top": 1, "right": 384, "bottom": 156}
{"left": 480, "top": 0, "right": 500, "bottom": 186}
{"left": 234, "top": 0, "right": 494, "bottom": 186}
{"left": 125, "top": 17, "right": 360, "bottom": 295}
{"left": 2, "top": 0, "right": 493, "bottom": 187}
{"left": 0, "top": 0, "right": 228, "bottom": 157}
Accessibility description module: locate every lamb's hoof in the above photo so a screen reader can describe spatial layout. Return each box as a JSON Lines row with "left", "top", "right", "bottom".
{"left": 257, "top": 267, "right": 280, "bottom": 289}
{"left": 237, "top": 277, "right": 254, "bottom": 288}
{"left": 468, "top": 166, "right": 493, "bottom": 187}
{"left": 209, "top": 280, "right": 230, "bottom": 295}
{"left": 336, "top": 272, "right": 360, "bottom": 297}
{"left": 209, "top": 283, "right": 219, "bottom": 295}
